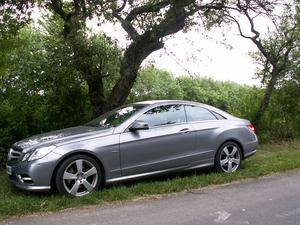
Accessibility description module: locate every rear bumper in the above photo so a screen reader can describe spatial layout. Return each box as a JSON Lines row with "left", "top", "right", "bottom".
{"left": 243, "top": 135, "right": 258, "bottom": 159}
{"left": 244, "top": 149, "right": 257, "bottom": 159}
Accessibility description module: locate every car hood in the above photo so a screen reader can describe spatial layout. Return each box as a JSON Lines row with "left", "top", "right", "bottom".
{"left": 13, "top": 126, "right": 114, "bottom": 151}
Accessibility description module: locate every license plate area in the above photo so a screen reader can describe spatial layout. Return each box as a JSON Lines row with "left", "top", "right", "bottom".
{"left": 6, "top": 165, "right": 12, "bottom": 175}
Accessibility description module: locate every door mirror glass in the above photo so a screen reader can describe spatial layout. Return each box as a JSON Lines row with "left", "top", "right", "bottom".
{"left": 129, "top": 121, "right": 149, "bottom": 131}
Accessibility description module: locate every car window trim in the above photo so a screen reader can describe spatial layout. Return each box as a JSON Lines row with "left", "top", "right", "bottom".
{"left": 148, "top": 120, "right": 188, "bottom": 129}
{"left": 210, "top": 110, "right": 227, "bottom": 120}
{"left": 186, "top": 120, "right": 222, "bottom": 125}
{"left": 123, "top": 117, "right": 188, "bottom": 133}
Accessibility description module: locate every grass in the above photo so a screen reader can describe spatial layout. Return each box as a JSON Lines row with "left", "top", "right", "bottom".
{"left": 1, "top": 139, "right": 300, "bottom": 221}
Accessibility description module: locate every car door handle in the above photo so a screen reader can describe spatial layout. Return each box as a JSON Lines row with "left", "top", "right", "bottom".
{"left": 178, "top": 128, "right": 190, "bottom": 134}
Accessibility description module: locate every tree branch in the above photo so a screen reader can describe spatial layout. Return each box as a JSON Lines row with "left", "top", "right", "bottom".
{"left": 125, "top": 0, "right": 172, "bottom": 22}
{"left": 225, "top": 4, "right": 278, "bottom": 67}
{"left": 115, "top": 0, "right": 127, "bottom": 13}
{"left": 50, "top": 0, "right": 67, "bottom": 20}
{"left": 225, "top": 13, "right": 253, "bottom": 39}
{"left": 112, "top": 12, "right": 139, "bottom": 40}
{"left": 243, "top": 8, "right": 260, "bottom": 39}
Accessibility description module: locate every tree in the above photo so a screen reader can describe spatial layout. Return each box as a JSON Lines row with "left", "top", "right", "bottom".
{"left": 43, "top": 0, "right": 230, "bottom": 115}
{"left": 2, "top": 0, "right": 284, "bottom": 116}
{"left": 221, "top": 0, "right": 300, "bottom": 127}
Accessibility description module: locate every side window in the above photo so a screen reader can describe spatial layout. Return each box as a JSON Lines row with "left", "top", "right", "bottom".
{"left": 138, "top": 105, "right": 186, "bottom": 127}
{"left": 185, "top": 105, "right": 217, "bottom": 122}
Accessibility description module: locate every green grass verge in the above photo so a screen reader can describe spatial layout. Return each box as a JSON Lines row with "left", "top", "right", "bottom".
{"left": 1, "top": 139, "right": 300, "bottom": 221}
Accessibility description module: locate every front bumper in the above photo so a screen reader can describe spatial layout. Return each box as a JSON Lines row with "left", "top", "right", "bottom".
{"left": 10, "top": 180, "right": 51, "bottom": 191}
{"left": 7, "top": 151, "right": 62, "bottom": 192}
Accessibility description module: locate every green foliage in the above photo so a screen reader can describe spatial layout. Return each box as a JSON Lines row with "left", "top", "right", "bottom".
{"left": 88, "top": 34, "right": 121, "bottom": 95}
{"left": 259, "top": 81, "right": 300, "bottom": 140}
{"left": 0, "top": 27, "right": 102, "bottom": 166}
{"left": 177, "top": 76, "right": 255, "bottom": 112}
{"left": 128, "top": 66, "right": 183, "bottom": 102}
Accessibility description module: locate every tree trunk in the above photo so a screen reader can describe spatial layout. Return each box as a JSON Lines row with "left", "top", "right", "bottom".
{"left": 71, "top": 47, "right": 106, "bottom": 117}
{"left": 86, "top": 77, "right": 106, "bottom": 117}
{"left": 253, "top": 69, "right": 279, "bottom": 127}
{"left": 63, "top": 23, "right": 107, "bottom": 117}
{"left": 107, "top": 36, "right": 164, "bottom": 110}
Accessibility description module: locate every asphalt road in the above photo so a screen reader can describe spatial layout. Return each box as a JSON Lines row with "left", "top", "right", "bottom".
{"left": 2, "top": 170, "right": 300, "bottom": 225}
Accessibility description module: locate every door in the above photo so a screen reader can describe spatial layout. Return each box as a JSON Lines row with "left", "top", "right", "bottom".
{"left": 119, "top": 104, "right": 197, "bottom": 176}
{"left": 184, "top": 105, "right": 222, "bottom": 162}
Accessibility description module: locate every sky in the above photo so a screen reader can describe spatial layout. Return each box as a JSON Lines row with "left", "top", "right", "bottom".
{"left": 148, "top": 28, "right": 260, "bottom": 86}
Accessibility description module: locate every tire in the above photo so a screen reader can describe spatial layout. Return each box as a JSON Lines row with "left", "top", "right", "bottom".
{"left": 215, "top": 142, "right": 242, "bottom": 173}
{"left": 55, "top": 154, "right": 102, "bottom": 196}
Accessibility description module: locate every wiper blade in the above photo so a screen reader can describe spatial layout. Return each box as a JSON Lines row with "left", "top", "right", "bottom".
{"left": 84, "top": 124, "right": 105, "bottom": 128}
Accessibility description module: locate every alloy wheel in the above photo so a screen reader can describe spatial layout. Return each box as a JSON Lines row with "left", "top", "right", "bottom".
{"left": 219, "top": 145, "right": 241, "bottom": 173}
{"left": 62, "top": 159, "right": 98, "bottom": 196}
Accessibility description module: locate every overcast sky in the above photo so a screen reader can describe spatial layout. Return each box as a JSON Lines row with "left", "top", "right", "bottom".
{"left": 148, "top": 28, "right": 260, "bottom": 86}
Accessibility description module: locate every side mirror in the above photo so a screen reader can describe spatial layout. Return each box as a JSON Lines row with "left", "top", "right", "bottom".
{"left": 129, "top": 121, "right": 149, "bottom": 131}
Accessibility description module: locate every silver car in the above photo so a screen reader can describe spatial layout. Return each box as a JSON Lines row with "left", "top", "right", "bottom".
{"left": 6, "top": 100, "right": 258, "bottom": 196}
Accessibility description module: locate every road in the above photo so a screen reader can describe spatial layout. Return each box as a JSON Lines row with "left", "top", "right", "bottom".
{"left": 2, "top": 170, "right": 300, "bottom": 225}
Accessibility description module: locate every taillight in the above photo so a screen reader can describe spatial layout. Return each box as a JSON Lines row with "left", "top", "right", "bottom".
{"left": 247, "top": 124, "right": 255, "bottom": 133}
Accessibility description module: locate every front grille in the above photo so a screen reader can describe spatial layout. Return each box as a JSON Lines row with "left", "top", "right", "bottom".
{"left": 8, "top": 147, "right": 22, "bottom": 161}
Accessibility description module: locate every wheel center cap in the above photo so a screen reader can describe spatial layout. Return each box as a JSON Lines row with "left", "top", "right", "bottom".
{"left": 77, "top": 175, "right": 83, "bottom": 180}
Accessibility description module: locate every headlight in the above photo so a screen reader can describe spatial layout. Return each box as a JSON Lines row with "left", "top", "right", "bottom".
{"left": 22, "top": 152, "right": 31, "bottom": 161}
{"left": 25, "top": 146, "right": 57, "bottom": 161}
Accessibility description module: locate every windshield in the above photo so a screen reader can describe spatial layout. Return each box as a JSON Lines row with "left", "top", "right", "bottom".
{"left": 85, "top": 104, "right": 146, "bottom": 128}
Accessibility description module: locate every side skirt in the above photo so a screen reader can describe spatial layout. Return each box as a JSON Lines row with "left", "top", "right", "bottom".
{"left": 105, "top": 163, "right": 214, "bottom": 184}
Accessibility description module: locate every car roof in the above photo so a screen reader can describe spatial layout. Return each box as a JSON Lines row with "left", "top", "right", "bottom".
{"left": 134, "top": 100, "right": 193, "bottom": 105}
{"left": 133, "top": 100, "right": 215, "bottom": 108}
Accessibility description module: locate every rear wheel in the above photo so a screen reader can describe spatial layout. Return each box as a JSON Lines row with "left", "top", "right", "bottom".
{"left": 55, "top": 154, "right": 102, "bottom": 196}
{"left": 215, "top": 142, "right": 242, "bottom": 173}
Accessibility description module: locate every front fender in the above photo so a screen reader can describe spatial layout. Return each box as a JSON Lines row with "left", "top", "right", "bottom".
{"left": 52, "top": 133, "right": 121, "bottom": 179}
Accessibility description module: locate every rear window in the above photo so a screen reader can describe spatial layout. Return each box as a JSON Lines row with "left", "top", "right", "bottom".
{"left": 185, "top": 105, "right": 217, "bottom": 122}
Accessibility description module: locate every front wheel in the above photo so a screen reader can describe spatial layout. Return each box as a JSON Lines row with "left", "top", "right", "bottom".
{"left": 55, "top": 154, "right": 102, "bottom": 196}
{"left": 215, "top": 142, "right": 242, "bottom": 173}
